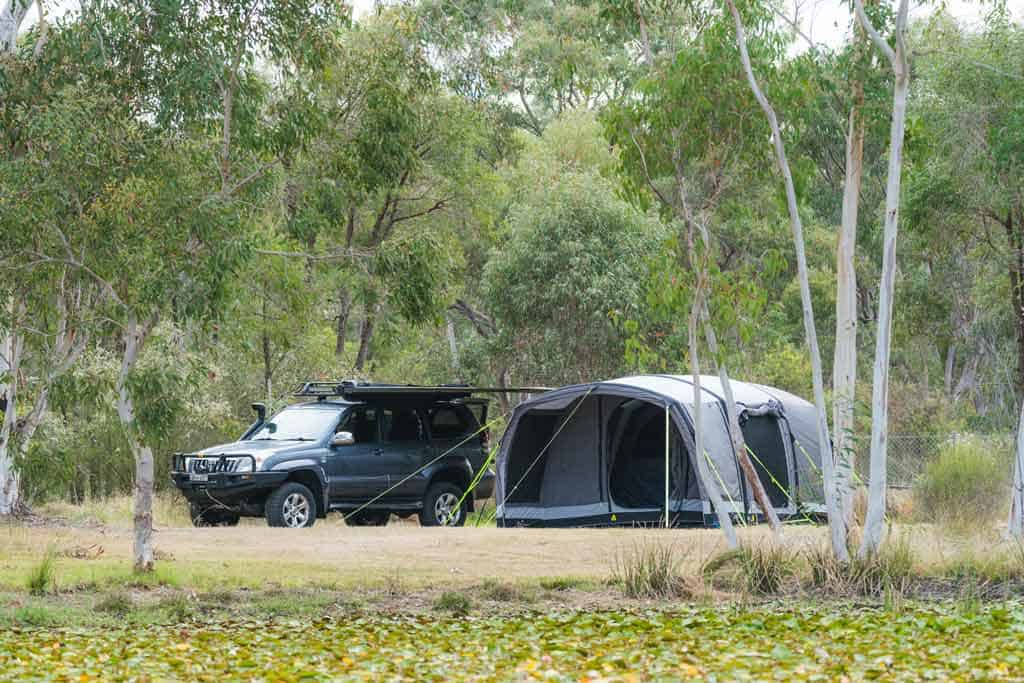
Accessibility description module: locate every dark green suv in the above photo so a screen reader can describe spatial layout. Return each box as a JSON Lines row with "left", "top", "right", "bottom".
{"left": 171, "top": 383, "right": 493, "bottom": 528}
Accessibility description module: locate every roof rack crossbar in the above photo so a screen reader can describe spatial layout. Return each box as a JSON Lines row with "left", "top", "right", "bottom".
{"left": 292, "top": 381, "right": 551, "bottom": 399}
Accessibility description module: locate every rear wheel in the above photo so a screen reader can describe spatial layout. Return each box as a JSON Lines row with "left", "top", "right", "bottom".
{"left": 265, "top": 482, "right": 316, "bottom": 528}
{"left": 419, "top": 482, "right": 467, "bottom": 527}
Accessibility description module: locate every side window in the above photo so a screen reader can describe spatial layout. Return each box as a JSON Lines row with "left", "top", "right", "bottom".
{"left": 338, "top": 407, "right": 378, "bottom": 444}
{"left": 381, "top": 408, "right": 425, "bottom": 442}
{"left": 428, "top": 407, "right": 469, "bottom": 439}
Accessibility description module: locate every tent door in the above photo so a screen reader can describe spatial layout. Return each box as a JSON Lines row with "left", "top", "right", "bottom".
{"left": 740, "top": 413, "right": 793, "bottom": 510}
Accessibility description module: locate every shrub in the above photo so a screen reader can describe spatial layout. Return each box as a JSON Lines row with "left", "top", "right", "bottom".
{"left": 13, "top": 606, "right": 59, "bottom": 627}
{"left": 26, "top": 548, "right": 56, "bottom": 596}
{"left": 434, "top": 591, "right": 472, "bottom": 615}
{"left": 913, "top": 436, "right": 1010, "bottom": 529}
{"left": 95, "top": 592, "right": 135, "bottom": 616}
{"left": 613, "top": 541, "right": 691, "bottom": 599}
{"left": 479, "top": 579, "right": 534, "bottom": 603}
{"left": 156, "top": 594, "right": 195, "bottom": 623}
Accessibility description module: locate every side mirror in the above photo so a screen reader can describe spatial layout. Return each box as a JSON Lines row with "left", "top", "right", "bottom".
{"left": 331, "top": 431, "right": 355, "bottom": 447}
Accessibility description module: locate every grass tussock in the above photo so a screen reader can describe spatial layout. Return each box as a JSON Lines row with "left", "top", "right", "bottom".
{"left": 26, "top": 547, "right": 57, "bottom": 596}
{"left": 539, "top": 576, "right": 592, "bottom": 592}
{"left": 806, "top": 535, "right": 915, "bottom": 597}
{"left": 95, "top": 592, "right": 135, "bottom": 616}
{"left": 614, "top": 541, "right": 696, "bottom": 599}
{"left": 704, "top": 544, "right": 796, "bottom": 595}
{"left": 913, "top": 436, "right": 1010, "bottom": 531}
{"left": 480, "top": 579, "right": 536, "bottom": 603}
{"left": 434, "top": 591, "right": 473, "bottom": 615}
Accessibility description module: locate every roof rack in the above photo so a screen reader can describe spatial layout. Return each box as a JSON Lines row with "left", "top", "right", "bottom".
{"left": 293, "top": 380, "right": 551, "bottom": 401}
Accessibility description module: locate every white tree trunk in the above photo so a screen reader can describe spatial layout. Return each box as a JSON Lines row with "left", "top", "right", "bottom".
{"left": 116, "top": 314, "right": 157, "bottom": 572}
{"left": 689, "top": 298, "right": 738, "bottom": 549}
{"left": 1009, "top": 398, "right": 1024, "bottom": 537}
{"left": 854, "top": 0, "right": 910, "bottom": 559}
{"left": 834, "top": 92, "right": 865, "bottom": 533}
{"left": 726, "top": 0, "right": 846, "bottom": 561}
{"left": 674, "top": 151, "right": 738, "bottom": 549}
{"left": 0, "top": 0, "right": 33, "bottom": 53}
{"left": 701, "top": 302, "right": 783, "bottom": 534}
{"left": 0, "top": 321, "right": 23, "bottom": 516}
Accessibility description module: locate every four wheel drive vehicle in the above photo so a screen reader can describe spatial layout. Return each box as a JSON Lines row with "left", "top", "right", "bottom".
{"left": 171, "top": 382, "right": 494, "bottom": 529}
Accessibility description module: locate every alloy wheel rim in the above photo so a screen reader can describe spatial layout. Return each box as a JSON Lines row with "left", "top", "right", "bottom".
{"left": 434, "top": 492, "right": 460, "bottom": 526}
{"left": 283, "top": 493, "right": 310, "bottom": 527}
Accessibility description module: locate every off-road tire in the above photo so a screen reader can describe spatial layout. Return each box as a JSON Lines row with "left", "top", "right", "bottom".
{"left": 265, "top": 482, "right": 317, "bottom": 528}
{"left": 345, "top": 510, "right": 390, "bottom": 527}
{"left": 419, "top": 482, "right": 467, "bottom": 527}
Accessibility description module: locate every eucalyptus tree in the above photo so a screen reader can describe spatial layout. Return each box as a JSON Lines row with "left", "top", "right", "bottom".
{"left": 605, "top": 2, "right": 794, "bottom": 538}
{"left": 851, "top": 0, "right": 910, "bottom": 558}
{"left": 0, "top": 13, "right": 117, "bottom": 514}
{"left": 6, "top": 0, "right": 338, "bottom": 569}
{"left": 480, "top": 115, "right": 664, "bottom": 387}
{"left": 286, "top": 13, "right": 495, "bottom": 371}
{"left": 725, "top": 0, "right": 847, "bottom": 560}
{"left": 416, "top": 0, "right": 649, "bottom": 133}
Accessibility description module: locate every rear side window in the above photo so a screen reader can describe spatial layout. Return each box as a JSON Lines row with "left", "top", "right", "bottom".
{"left": 428, "top": 407, "right": 470, "bottom": 438}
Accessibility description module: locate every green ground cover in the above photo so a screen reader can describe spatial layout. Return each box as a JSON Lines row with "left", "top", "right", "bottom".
{"left": 2, "top": 602, "right": 1022, "bottom": 681}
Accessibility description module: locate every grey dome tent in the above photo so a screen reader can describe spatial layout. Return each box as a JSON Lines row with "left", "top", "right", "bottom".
{"left": 495, "top": 375, "right": 827, "bottom": 528}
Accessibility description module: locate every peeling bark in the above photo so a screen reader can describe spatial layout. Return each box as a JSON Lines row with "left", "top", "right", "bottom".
{"left": 354, "top": 303, "right": 378, "bottom": 372}
{"left": 0, "top": 0, "right": 33, "bottom": 54}
{"left": 834, "top": 56, "right": 865, "bottom": 533}
{"left": 116, "top": 313, "right": 158, "bottom": 573}
{"left": 334, "top": 286, "right": 352, "bottom": 357}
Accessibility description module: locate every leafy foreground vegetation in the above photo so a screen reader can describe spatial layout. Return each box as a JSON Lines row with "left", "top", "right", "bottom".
{"left": 3, "top": 603, "right": 1024, "bottom": 681}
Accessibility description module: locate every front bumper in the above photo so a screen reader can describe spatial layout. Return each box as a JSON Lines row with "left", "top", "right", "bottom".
{"left": 171, "top": 471, "right": 288, "bottom": 506}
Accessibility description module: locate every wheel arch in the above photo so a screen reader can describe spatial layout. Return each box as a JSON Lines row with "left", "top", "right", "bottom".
{"left": 284, "top": 468, "right": 328, "bottom": 518}
{"left": 427, "top": 464, "right": 474, "bottom": 512}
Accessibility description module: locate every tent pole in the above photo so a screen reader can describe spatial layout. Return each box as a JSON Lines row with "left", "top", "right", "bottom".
{"left": 665, "top": 403, "right": 670, "bottom": 529}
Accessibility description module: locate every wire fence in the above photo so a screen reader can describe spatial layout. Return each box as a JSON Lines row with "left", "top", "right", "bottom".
{"left": 857, "top": 432, "right": 1015, "bottom": 489}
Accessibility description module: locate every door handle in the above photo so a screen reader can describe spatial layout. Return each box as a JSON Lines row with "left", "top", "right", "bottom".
{"left": 374, "top": 448, "right": 383, "bottom": 456}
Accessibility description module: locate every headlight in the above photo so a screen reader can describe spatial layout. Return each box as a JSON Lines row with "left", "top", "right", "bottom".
{"left": 233, "top": 458, "right": 254, "bottom": 473}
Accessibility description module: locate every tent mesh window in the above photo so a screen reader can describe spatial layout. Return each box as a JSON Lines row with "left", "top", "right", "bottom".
{"left": 741, "top": 415, "right": 791, "bottom": 508}
{"left": 504, "top": 412, "right": 560, "bottom": 504}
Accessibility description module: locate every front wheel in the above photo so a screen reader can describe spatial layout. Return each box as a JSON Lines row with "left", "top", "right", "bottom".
{"left": 265, "top": 482, "right": 316, "bottom": 528}
{"left": 419, "top": 482, "right": 467, "bottom": 527}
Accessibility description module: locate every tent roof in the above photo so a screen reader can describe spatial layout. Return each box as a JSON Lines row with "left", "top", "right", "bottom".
{"left": 517, "top": 375, "right": 802, "bottom": 412}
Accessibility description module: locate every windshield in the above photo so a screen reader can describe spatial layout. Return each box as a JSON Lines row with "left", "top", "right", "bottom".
{"left": 247, "top": 407, "right": 340, "bottom": 442}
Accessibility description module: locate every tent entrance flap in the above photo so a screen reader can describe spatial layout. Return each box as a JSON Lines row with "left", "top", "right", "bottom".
{"left": 740, "top": 414, "right": 792, "bottom": 509}
{"left": 607, "top": 399, "right": 692, "bottom": 509}
{"left": 504, "top": 396, "right": 603, "bottom": 507}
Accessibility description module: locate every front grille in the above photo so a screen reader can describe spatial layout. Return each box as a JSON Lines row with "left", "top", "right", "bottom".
{"left": 184, "top": 456, "right": 244, "bottom": 474}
